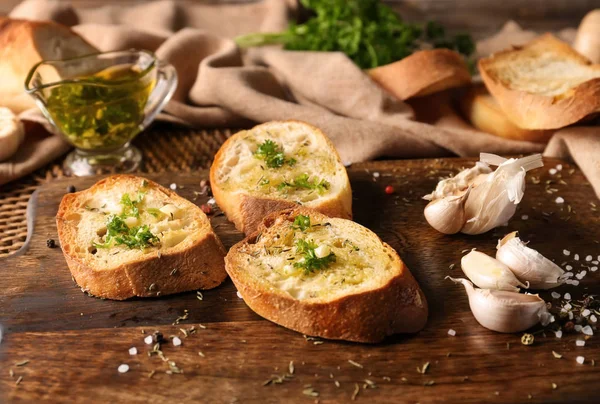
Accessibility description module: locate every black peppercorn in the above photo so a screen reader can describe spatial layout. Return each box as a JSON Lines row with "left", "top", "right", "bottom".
{"left": 46, "top": 239, "right": 57, "bottom": 248}
{"left": 152, "top": 331, "right": 164, "bottom": 343}
{"left": 66, "top": 185, "right": 76, "bottom": 193}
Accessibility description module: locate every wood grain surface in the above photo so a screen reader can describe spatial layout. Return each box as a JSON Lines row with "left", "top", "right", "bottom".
{"left": 1, "top": 158, "right": 599, "bottom": 403}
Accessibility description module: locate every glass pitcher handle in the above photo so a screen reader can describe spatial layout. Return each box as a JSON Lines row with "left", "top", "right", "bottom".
{"left": 141, "top": 61, "right": 178, "bottom": 130}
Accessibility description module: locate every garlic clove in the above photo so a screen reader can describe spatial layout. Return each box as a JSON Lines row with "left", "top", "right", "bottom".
{"left": 461, "top": 154, "right": 543, "bottom": 235}
{"left": 461, "top": 250, "right": 528, "bottom": 292}
{"left": 447, "top": 277, "right": 550, "bottom": 333}
{"left": 496, "top": 232, "right": 565, "bottom": 289}
{"left": 424, "top": 188, "right": 470, "bottom": 234}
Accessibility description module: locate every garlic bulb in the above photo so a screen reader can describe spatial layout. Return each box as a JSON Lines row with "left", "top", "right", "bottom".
{"left": 461, "top": 154, "right": 543, "bottom": 235}
{"left": 461, "top": 250, "right": 528, "bottom": 292}
{"left": 447, "top": 277, "right": 551, "bottom": 333}
{"left": 424, "top": 188, "right": 469, "bottom": 234}
{"left": 496, "top": 232, "right": 565, "bottom": 289}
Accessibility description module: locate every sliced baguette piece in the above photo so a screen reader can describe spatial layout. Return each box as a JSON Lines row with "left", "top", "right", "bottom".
{"left": 56, "top": 175, "right": 227, "bottom": 300}
{"left": 459, "top": 85, "right": 554, "bottom": 142}
{"left": 479, "top": 33, "right": 600, "bottom": 130}
{"left": 0, "top": 18, "right": 98, "bottom": 113}
{"left": 210, "top": 120, "right": 352, "bottom": 236}
{"left": 368, "top": 49, "right": 472, "bottom": 100}
{"left": 225, "top": 208, "right": 428, "bottom": 343}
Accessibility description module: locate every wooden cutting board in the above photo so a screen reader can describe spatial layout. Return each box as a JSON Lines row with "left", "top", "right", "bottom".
{"left": 1, "top": 158, "right": 599, "bottom": 403}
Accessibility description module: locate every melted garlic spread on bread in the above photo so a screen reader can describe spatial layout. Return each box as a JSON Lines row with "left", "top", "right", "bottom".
{"left": 215, "top": 123, "right": 346, "bottom": 204}
{"left": 77, "top": 180, "right": 197, "bottom": 261}
{"left": 239, "top": 214, "right": 396, "bottom": 301}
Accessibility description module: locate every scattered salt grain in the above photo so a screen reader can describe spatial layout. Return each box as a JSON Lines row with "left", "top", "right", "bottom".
{"left": 591, "top": 315, "right": 598, "bottom": 323}
{"left": 169, "top": 183, "right": 177, "bottom": 190}
{"left": 207, "top": 198, "right": 216, "bottom": 205}
{"left": 129, "top": 347, "right": 137, "bottom": 355}
{"left": 564, "top": 293, "right": 572, "bottom": 300}
{"left": 172, "top": 337, "right": 182, "bottom": 347}
{"left": 236, "top": 291, "right": 243, "bottom": 299}
{"left": 373, "top": 172, "right": 380, "bottom": 178}
{"left": 555, "top": 197, "right": 565, "bottom": 204}
{"left": 549, "top": 168, "right": 557, "bottom": 175}
{"left": 576, "top": 340, "right": 586, "bottom": 347}
{"left": 582, "top": 309, "right": 591, "bottom": 317}
{"left": 575, "top": 254, "right": 580, "bottom": 261}
{"left": 592, "top": 266, "right": 598, "bottom": 272}
{"left": 566, "top": 279, "right": 580, "bottom": 286}
{"left": 343, "top": 161, "right": 352, "bottom": 167}
{"left": 582, "top": 326, "right": 594, "bottom": 336}
{"left": 563, "top": 250, "right": 571, "bottom": 256}
{"left": 554, "top": 330, "right": 563, "bottom": 338}
{"left": 556, "top": 164, "right": 563, "bottom": 171}
{"left": 551, "top": 292, "right": 561, "bottom": 299}
{"left": 564, "top": 303, "right": 572, "bottom": 310}
{"left": 576, "top": 271, "right": 587, "bottom": 280}
{"left": 566, "top": 265, "right": 573, "bottom": 271}
{"left": 586, "top": 255, "right": 593, "bottom": 262}
{"left": 569, "top": 312, "right": 574, "bottom": 320}
{"left": 144, "top": 335, "right": 153, "bottom": 345}
{"left": 448, "top": 329, "right": 456, "bottom": 337}
{"left": 118, "top": 364, "right": 129, "bottom": 373}
{"left": 592, "top": 260, "right": 599, "bottom": 265}
{"left": 576, "top": 356, "right": 585, "bottom": 364}
{"left": 521, "top": 215, "right": 529, "bottom": 220}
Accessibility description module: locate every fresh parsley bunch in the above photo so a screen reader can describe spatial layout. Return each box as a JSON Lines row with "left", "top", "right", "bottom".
{"left": 235, "top": 0, "right": 474, "bottom": 69}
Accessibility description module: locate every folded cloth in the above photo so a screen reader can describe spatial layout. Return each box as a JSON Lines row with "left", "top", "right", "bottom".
{"left": 3, "top": 0, "right": 599, "bottom": 199}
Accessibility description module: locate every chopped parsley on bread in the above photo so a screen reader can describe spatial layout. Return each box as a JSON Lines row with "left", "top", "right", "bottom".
{"left": 225, "top": 208, "right": 428, "bottom": 343}
{"left": 210, "top": 120, "right": 352, "bottom": 236}
{"left": 56, "top": 175, "right": 227, "bottom": 300}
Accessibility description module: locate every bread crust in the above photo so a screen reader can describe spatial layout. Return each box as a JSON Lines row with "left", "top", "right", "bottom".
{"left": 225, "top": 208, "right": 428, "bottom": 343}
{"left": 459, "top": 85, "right": 554, "bottom": 142}
{"left": 479, "top": 33, "right": 600, "bottom": 130}
{"left": 368, "top": 49, "right": 472, "bottom": 101}
{"left": 210, "top": 120, "right": 352, "bottom": 236}
{"left": 56, "top": 175, "right": 228, "bottom": 300}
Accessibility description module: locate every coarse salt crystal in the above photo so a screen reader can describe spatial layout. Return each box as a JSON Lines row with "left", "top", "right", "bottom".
{"left": 521, "top": 215, "right": 529, "bottom": 220}
{"left": 118, "top": 364, "right": 129, "bottom": 373}
{"left": 563, "top": 250, "right": 571, "bottom": 256}
{"left": 556, "top": 164, "right": 563, "bottom": 171}
{"left": 582, "top": 326, "right": 594, "bottom": 336}
{"left": 129, "top": 347, "right": 137, "bottom": 355}
{"left": 207, "top": 198, "right": 216, "bottom": 205}
{"left": 586, "top": 255, "right": 593, "bottom": 262}
{"left": 576, "top": 271, "right": 587, "bottom": 280}
{"left": 549, "top": 168, "right": 557, "bottom": 175}
{"left": 448, "top": 329, "right": 456, "bottom": 336}
{"left": 169, "top": 183, "right": 177, "bottom": 190}
{"left": 564, "top": 303, "right": 572, "bottom": 310}
{"left": 576, "top": 356, "right": 585, "bottom": 364}
{"left": 591, "top": 315, "right": 598, "bottom": 323}
{"left": 576, "top": 340, "right": 586, "bottom": 347}
{"left": 564, "top": 293, "right": 572, "bottom": 300}
{"left": 555, "top": 330, "right": 563, "bottom": 338}
{"left": 582, "top": 309, "right": 591, "bottom": 317}
{"left": 569, "top": 311, "right": 574, "bottom": 320}
{"left": 575, "top": 254, "right": 580, "bottom": 261}
{"left": 570, "top": 280, "right": 580, "bottom": 286}
{"left": 551, "top": 292, "right": 561, "bottom": 299}
{"left": 343, "top": 161, "right": 352, "bottom": 167}
{"left": 575, "top": 324, "right": 582, "bottom": 332}
{"left": 592, "top": 261, "right": 599, "bottom": 265}
{"left": 566, "top": 265, "right": 573, "bottom": 271}
{"left": 236, "top": 291, "right": 243, "bottom": 299}
{"left": 144, "top": 335, "right": 153, "bottom": 345}
{"left": 373, "top": 172, "right": 380, "bottom": 178}
{"left": 555, "top": 197, "right": 564, "bottom": 204}
{"left": 592, "top": 266, "right": 598, "bottom": 272}
{"left": 173, "top": 337, "right": 182, "bottom": 346}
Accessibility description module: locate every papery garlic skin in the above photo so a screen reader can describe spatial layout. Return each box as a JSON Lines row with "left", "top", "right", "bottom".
{"left": 424, "top": 189, "right": 469, "bottom": 234}
{"left": 496, "top": 232, "right": 565, "bottom": 289}
{"left": 423, "top": 162, "right": 491, "bottom": 201}
{"left": 461, "top": 154, "right": 543, "bottom": 235}
{"left": 447, "top": 277, "right": 550, "bottom": 333}
{"left": 461, "top": 250, "right": 528, "bottom": 292}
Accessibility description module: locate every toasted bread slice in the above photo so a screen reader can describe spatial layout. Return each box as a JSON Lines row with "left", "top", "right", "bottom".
{"left": 225, "top": 208, "right": 428, "bottom": 343}
{"left": 368, "top": 49, "right": 471, "bottom": 100}
{"left": 210, "top": 121, "right": 352, "bottom": 236}
{"left": 479, "top": 33, "right": 600, "bottom": 129}
{"left": 459, "top": 85, "right": 554, "bottom": 142}
{"left": 56, "top": 175, "right": 227, "bottom": 300}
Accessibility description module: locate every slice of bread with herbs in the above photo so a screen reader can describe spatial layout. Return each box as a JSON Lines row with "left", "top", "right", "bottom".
{"left": 225, "top": 208, "right": 428, "bottom": 343}
{"left": 56, "top": 175, "right": 227, "bottom": 300}
{"left": 210, "top": 120, "right": 352, "bottom": 236}
{"left": 479, "top": 33, "right": 600, "bottom": 129}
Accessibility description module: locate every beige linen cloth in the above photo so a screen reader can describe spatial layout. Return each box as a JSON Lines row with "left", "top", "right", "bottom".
{"left": 3, "top": 0, "right": 599, "bottom": 199}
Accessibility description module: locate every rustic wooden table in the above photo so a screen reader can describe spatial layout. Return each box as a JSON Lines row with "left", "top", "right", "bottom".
{"left": 1, "top": 158, "right": 599, "bottom": 403}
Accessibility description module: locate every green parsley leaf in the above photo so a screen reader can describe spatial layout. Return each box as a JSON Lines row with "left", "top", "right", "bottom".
{"left": 146, "top": 208, "right": 162, "bottom": 218}
{"left": 254, "top": 139, "right": 296, "bottom": 169}
{"left": 292, "top": 214, "right": 311, "bottom": 231}
{"left": 293, "top": 239, "right": 336, "bottom": 274}
{"left": 278, "top": 174, "right": 330, "bottom": 194}
{"left": 94, "top": 215, "right": 159, "bottom": 250}
{"left": 120, "top": 192, "right": 145, "bottom": 218}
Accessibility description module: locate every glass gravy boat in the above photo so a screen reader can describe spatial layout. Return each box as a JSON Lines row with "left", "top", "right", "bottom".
{"left": 25, "top": 49, "right": 177, "bottom": 176}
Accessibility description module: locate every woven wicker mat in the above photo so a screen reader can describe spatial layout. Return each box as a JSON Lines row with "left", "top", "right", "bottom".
{"left": 0, "top": 124, "right": 236, "bottom": 257}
